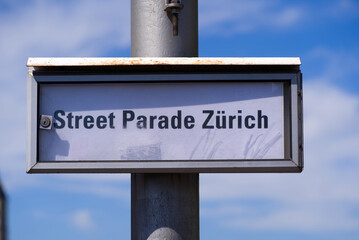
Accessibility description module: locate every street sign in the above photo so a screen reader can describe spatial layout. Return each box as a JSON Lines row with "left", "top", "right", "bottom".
{"left": 26, "top": 57, "right": 303, "bottom": 173}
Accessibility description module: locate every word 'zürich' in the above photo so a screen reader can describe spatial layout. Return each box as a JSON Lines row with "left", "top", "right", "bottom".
{"left": 51, "top": 110, "right": 269, "bottom": 130}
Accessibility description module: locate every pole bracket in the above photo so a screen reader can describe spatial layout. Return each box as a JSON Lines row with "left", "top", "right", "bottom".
{"left": 164, "top": 0, "right": 184, "bottom": 36}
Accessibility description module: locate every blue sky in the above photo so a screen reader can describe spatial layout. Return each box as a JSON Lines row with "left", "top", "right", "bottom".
{"left": 1, "top": 0, "right": 359, "bottom": 239}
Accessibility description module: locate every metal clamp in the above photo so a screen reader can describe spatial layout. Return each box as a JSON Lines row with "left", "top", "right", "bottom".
{"left": 164, "top": 0, "right": 184, "bottom": 36}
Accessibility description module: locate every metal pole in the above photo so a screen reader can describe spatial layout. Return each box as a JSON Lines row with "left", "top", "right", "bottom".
{"left": 0, "top": 182, "right": 6, "bottom": 240}
{"left": 131, "top": 0, "right": 198, "bottom": 57}
{"left": 131, "top": 0, "right": 199, "bottom": 239}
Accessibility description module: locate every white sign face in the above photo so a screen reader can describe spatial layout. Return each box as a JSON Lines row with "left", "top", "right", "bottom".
{"left": 38, "top": 82, "right": 284, "bottom": 161}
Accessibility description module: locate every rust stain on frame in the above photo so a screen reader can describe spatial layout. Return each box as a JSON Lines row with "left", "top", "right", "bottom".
{"left": 26, "top": 57, "right": 301, "bottom": 67}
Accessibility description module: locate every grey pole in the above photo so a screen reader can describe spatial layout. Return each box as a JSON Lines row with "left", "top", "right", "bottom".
{"left": 0, "top": 182, "right": 6, "bottom": 240}
{"left": 131, "top": 0, "right": 198, "bottom": 57}
{"left": 131, "top": 0, "right": 199, "bottom": 239}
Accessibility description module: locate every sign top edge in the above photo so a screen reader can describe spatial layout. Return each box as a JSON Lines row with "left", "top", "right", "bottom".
{"left": 27, "top": 57, "right": 301, "bottom": 67}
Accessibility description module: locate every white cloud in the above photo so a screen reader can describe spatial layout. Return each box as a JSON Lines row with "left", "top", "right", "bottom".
{"left": 50, "top": 174, "right": 131, "bottom": 200}
{"left": 0, "top": 0, "right": 130, "bottom": 58}
{"left": 199, "top": 0, "right": 304, "bottom": 35}
{"left": 70, "top": 209, "right": 95, "bottom": 231}
{"left": 203, "top": 202, "right": 359, "bottom": 231}
{"left": 305, "top": 82, "right": 359, "bottom": 144}
{"left": 224, "top": 203, "right": 359, "bottom": 231}
{"left": 305, "top": 48, "right": 359, "bottom": 80}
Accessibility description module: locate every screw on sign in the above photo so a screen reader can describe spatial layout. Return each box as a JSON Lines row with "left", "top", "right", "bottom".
{"left": 40, "top": 115, "right": 52, "bottom": 130}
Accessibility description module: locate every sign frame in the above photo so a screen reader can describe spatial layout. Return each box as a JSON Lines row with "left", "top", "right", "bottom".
{"left": 26, "top": 57, "right": 303, "bottom": 173}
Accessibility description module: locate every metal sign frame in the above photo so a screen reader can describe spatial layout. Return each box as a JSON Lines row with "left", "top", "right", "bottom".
{"left": 26, "top": 57, "right": 303, "bottom": 173}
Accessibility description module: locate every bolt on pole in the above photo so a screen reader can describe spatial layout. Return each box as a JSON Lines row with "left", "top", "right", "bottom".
{"left": 131, "top": 0, "right": 199, "bottom": 239}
